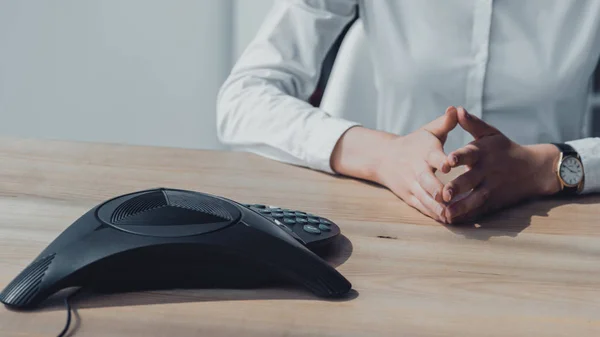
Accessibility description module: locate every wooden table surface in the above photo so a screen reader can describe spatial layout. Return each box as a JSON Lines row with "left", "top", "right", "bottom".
{"left": 0, "top": 137, "right": 599, "bottom": 337}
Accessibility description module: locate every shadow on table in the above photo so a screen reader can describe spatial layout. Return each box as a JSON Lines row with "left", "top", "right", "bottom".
{"left": 13, "top": 235, "right": 356, "bottom": 314}
{"left": 443, "top": 194, "right": 600, "bottom": 241}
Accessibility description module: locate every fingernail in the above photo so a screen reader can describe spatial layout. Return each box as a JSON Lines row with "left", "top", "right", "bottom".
{"left": 447, "top": 188, "right": 454, "bottom": 200}
{"left": 433, "top": 190, "right": 439, "bottom": 200}
{"left": 451, "top": 155, "right": 458, "bottom": 166}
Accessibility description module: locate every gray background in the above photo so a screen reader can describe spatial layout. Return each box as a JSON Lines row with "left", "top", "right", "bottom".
{"left": 0, "top": 0, "right": 275, "bottom": 150}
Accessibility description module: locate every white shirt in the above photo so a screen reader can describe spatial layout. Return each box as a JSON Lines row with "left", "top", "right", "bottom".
{"left": 217, "top": 0, "right": 600, "bottom": 194}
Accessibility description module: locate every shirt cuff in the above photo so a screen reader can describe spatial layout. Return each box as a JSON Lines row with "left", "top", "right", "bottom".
{"left": 304, "top": 116, "right": 360, "bottom": 174}
{"left": 566, "top": 137, "right": 600, "bottom": 194}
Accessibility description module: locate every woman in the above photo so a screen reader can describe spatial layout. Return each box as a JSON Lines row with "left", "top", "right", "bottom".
{"left": 216, "top": 0, "right": 600, "bottom": 224}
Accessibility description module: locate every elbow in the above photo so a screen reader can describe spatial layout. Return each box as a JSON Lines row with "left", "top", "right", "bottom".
{"left": 216, "top": 70, "right": 293, "bottom": 148}
{"left": 215, "top": 80, "right": 237, "bottom": 146}
{"left": 216, "top": 73, "right": 275, "bottom": 147}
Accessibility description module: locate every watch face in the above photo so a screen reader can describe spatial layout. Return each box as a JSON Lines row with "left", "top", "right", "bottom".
{"left": 559, "top": 156, "right": 584, "bottom": 186}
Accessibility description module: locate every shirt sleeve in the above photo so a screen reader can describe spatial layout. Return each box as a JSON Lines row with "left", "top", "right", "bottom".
{"left": 216, "top": 0, "right": 360, "bottom": 173}
{"left": 566, "top": 137, "right": 600, "bottom": 194}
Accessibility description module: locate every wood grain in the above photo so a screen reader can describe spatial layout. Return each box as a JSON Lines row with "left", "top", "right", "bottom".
{"left": 0, "top": 136, "right": 599, "bottom": 337}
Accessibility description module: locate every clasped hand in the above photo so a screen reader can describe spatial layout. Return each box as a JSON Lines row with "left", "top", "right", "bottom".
{"left": 374, "top": 106, "right": 560, "bottom": 224}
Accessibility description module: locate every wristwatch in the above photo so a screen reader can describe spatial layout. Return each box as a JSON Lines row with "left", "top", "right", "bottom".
{"left": 552, "top": 143, "right": 585, "bottom": 195}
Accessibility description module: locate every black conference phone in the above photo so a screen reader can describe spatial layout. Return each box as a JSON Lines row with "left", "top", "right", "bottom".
{"left": 0, "top": 188, "right": 352, "bottom": 309}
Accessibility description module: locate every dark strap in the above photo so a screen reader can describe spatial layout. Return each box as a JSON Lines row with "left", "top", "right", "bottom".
{"left": 552, "top": 143, "right": 577, "bottom": 157}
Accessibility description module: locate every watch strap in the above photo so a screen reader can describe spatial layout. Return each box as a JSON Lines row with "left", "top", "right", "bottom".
{"left": 552, "top": 143, "right": 577, "bottom": 157}
{"left": 551, "top": 143, "right": 582, "bottom": 195}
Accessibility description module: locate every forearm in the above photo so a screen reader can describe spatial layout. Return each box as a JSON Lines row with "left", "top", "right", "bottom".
{"left": 218, "top": 76, "right": 359, "bottom": 171}
{"left": 524, "top": 143, "right": 561, "bottom": 196}
{"left": 330, "top": 126, "right": 397, "bottom": 183}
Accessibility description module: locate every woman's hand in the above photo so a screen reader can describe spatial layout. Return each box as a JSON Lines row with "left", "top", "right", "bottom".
{"left": 331, "top": 106, "right": 459, "bottom": 223}
{"left": 442, "top": 107, "right": 561, "bottom": 224}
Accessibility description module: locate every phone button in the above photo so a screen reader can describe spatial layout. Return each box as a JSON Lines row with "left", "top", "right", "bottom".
{"left": 302, "top": 225, "right": 321, "bottom": 234}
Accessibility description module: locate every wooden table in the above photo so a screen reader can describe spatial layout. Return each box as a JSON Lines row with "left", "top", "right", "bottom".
{"left": 0, "top": 137, "right": 599, "bottom": 337}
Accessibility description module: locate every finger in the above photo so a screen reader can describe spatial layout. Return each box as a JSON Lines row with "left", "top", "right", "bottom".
{"left": 450, "top": 208, "right": 484, "bottom": 224}
{"left": 411, "top": 182, "right": 446, "bottom": 222}
{"left": 425, "top": 148, "right": 451, "bottom": 173}
{"left": 404, "top": 194, "right": 441, "bottom": 222}
{"left": 422, "top": 106, "right": 458, "bottom": 141}
{"left": 450, "top": 197, "right": 500, "bottom": 224}
{"left": 447, "top": 143, "right": 481, "bottom": 168}
{"left": 395, "top": 187, "right": 439, "bottom": 220}
{"left": 443, "top": 167, "right": 485, "bottom": 202}
{"left": 445, "top": 186, "right": 490, "bottom": 224}
{"left": 457, "top": 106, "right": 499, "bottom": 139}
{"left": 416, "top": 166, "right": 445, "bottom": 202}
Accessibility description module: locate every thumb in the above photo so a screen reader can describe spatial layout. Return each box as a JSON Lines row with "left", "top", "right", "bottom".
{"left": 422, "top": 106, "right": 458, "bottom": 141}
{"left": 457, "top": 106, "right": 499, "bottom": 139}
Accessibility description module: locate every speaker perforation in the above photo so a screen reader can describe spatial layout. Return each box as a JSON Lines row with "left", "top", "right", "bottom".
{"left": 110, "top": 190, "right": 168, "bottom": 223}
{"left": 165, "top": 190, "right": 233, "bottom": 221}
{"left": 96, "top": 188, "right": 242, "bottom": 237}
